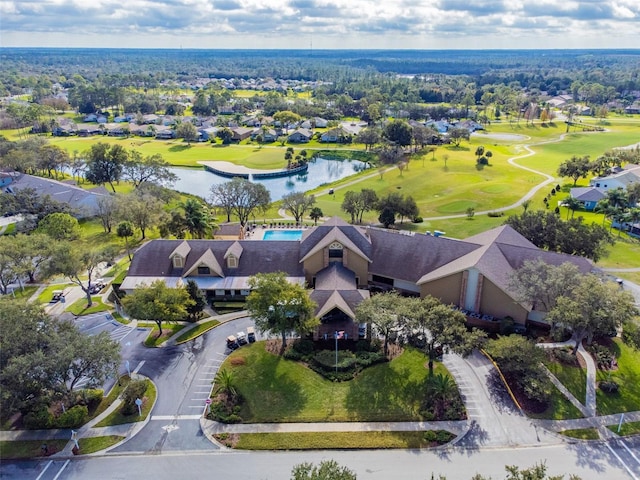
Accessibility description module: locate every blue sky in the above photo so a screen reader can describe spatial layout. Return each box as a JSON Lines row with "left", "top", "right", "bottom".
{"left": 1, "top": 0, "right": 639, "bottom": 49}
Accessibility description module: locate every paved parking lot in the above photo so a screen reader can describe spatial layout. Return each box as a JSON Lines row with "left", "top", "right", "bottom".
{"left": 72, "top": 312, "right": 149, "bottom": 389}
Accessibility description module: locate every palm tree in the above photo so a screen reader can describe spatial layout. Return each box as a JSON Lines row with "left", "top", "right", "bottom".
{"left": 595, "top": 199, "right": 612, "bottom": 226}
{"left": 426, "top": 373, "right": 456, "bottom": 419}
{"left": 182, "top": 198, "right": 213, "bottom": 239}
{"left": 521, "top": 199, "right": 532, "bottom": 213}
{"left": 563, "top": 196, "right": 581, "bottom": 219}
{"left": 309, "top": 207, "right": 323, "bottom": 226}
{"left": 214, "top": 369, "right": 237, "bottom": 399}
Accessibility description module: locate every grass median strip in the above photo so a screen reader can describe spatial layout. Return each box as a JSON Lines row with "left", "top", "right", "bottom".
{"left": 94, "top": 380, "right": 156, "bottom": 427}
{"left": 142, "top": 324, "right": 187, "bottom": 347}
{"left": 219, "top": 431, "right": 456, "bottom": 450}
{"left": 559, "top": 428, "right": 600, "bottom": 440}
{"left": 66, "top": 296, "right": 110, "bottom": 315}
{"left": 77, "top": 435, "right": 125, "bottom": 454}
{"left": 175, "top": 320, "right": 221, "bottom": 344}
{"left": 607, "top": 420, "right": 640, "bottom": 437}
{"left": 0, "top": 440, "right": 68, "bottom": 460}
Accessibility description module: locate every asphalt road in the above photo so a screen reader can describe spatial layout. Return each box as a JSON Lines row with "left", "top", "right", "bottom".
{"left": 110, "top": 316, "right": 256, "bottom": 454}
{"left": 4, "top": 438, "right": 639, "bottom": 480}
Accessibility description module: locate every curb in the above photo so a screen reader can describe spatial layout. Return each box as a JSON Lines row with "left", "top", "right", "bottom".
{"left": 479, "top": 349, "right": 523, "bottom": 411}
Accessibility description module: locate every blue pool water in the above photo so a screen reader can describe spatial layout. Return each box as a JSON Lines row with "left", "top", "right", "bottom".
{"left": 263, "top": 230, "right": 303, "bottom": 240}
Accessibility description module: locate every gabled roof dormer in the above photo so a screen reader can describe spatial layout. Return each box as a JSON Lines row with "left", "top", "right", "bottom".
{"left": 300, "top": 226, "right": 371, "bottom": 264}
{"left": 170, "top": 240, "right": 191, "bottom": 269}
{"left": 224, "top": 241, "right": 243, "bottom": 268}
{"left": 182, "top": 248, "right": 224, "bottom": 277}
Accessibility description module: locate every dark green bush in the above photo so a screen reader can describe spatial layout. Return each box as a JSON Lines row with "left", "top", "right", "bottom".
{"left": 423, "top": 430, "right": 437, "bottom": 442}
{"left": 77, "top": 389, "right": 104, "bottom": 411}
{"left": 588, "top": 344, "right": 614, "bottom": 369}
{"left": 121, "top": 380, "right": 148, "bottom": 416}
{"left": 56, "top": 405, "right": 88, "bottom": 428}
{"left": 293, "top": 338, "right": 315, "bottom": 356}
{"left": 284, "top": 349, "right": 304, "bottom": 361}
{"left": 413, "top": 216, "right": 423, "bottom": 223}
{"left": 599, "top": 380, "right": 619, "bottom": 393}
{"left": 487, "top": 211, "right": 504, "bottom": 217}
{"left": 355, "top": 351, "right": 386, "bottom": 367}
{"left": 313, "top": 350, "right": 356, "bottom": 372}
{"left": 23, "top": 406, "right": 53, "bottom": 429}
{"left": 436, "top": 430, "right": 454, "bottom": 444}
{"left": 622, "top": 322, "right": 640, "bottom": 350}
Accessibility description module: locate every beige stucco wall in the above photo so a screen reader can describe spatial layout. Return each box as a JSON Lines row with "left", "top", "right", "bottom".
{"left": 420, "top": 272, "right": 463, "bottom": 305}
{"left": 479, "top": 277, "right": 528, "bottom": 324}
{"left": 303, "top": 247, "right": 370, "bottom": 287}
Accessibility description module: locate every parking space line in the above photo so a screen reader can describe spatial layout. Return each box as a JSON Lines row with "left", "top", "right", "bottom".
{"left": 606, "top": 442, "right": 638, "bottom": 480}
{"left": 83, "top": 320, "right": 113, "bottom": 332}
{"left": 52, "top": 460, "right": 71, "bottom": 480}
{"left": 35, "top": 460, "right": 53, "bottom": 480}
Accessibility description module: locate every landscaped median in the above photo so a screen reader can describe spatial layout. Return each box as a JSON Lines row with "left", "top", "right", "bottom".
{"left": 174, "top": 319, "right": 221, "bottom": 344}
{"left": 215, "top": 430, "right": 457, "bottom": 450}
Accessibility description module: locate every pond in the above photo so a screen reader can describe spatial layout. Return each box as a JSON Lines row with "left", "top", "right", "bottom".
{"left": 169, "top": 157, "right": 369, "bottom": 200}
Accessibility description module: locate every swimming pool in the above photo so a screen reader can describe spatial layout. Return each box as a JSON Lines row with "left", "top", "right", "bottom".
{"left": 262, "top": 230, "right": 303, "bottom": 240}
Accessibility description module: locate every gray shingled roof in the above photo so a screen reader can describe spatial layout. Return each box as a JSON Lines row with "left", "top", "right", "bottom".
{"left": 128, "top": 239, "right": 303, "bottom": 278}
{"left": 300, "top": 217, "right": 371, "bottom": 259}
{"left": 315, "top": 263, "right": 357, "bottom": 290}
{"left": 570, "top": 187, "right": 607, "bottom": 202}
{"left": 368, "top": 229, "right": 479, "bottom": 283}
{"left": 464, "top": 225, "right": 537, "bottom": 248}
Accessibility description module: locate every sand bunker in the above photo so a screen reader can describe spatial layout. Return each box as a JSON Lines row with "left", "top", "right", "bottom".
{"left": 472, "top": 133, "right": 528, "bottom": 141}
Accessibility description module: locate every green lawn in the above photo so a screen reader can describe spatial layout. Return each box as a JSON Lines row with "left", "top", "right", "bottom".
{"left": 526, "top": 383, "right": 584, "bottom": 421}
{"left": 544, "top": 357, "right": 587, "bottom": 405}
{"left": 35, "top": 283, "right": 74, "bottom": 304}
{"left": 143, "top": 323, "right": 187, "bottom": 347}
{"left": 93, "top": 380, "right": 156, "bottom": 427}
{"left": 76, "top": 435, "right": 125, "bottom": 454}
{"left": 607, "top": 420, "right": 640, "bottom": 437}
{"left": 175, "top": 320, "right": 220, "bottom": 344}
{"left": 596, "top": 340, "right": 640, "bottom": 415}
{"left": 225, "top": 343, "right": 458, "bottom": 423}
{"left": 230, "top": 430, "right": 455, "bottom": 450}
{"left": 65, "top": 296, "right": 110, "bottom": 315}
{"left": 559, "top": 428, "right": 600, "bottom": 440}
{"left": 6, "top": 285, "right": 38, "bottom": 300}
{"left": 0, "top": 440, "right": 68, "bottom": 460}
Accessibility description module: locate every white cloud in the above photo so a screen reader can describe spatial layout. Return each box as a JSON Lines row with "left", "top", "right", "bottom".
{"left": 1, "top": 0, "right": 638, "bottom": 48}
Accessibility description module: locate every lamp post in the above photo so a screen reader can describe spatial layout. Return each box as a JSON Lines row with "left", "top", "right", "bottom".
{"left": 334, "top": 331, "right": 338, "bottom": 373}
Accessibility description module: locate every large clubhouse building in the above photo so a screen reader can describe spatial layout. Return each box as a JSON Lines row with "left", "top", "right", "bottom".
{"left": 122, "top": 217, "right": 594, "bottom": 338}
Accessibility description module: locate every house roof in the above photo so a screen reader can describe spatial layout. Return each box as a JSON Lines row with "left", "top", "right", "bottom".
{"left": 224, "top": 241, "right": 243, "bottom": 260}
{"left": 182, "top": 248, "right": 224, "bottom": 277}
{"left": 591, "top": 164, "right": 640, "bottom": 186}
{"left": 1, "top": 173, "right": 107, "bottom": 217}
{"left": 464, "top": 225, "right": 536, "bottom": 249}
{"left": 571, "top": 187, "right": 607, "bottom": 202}
{"left": 368, "top": 229, "right": 479, "bottom": 283}
{"left": 300, "top": 217, "right": 372, "bottom": 263}
{"left": 128, "top": 239, "right": 304, "bottom": 278}
{"left": 310, "top": 265, "right": 370, "bottom": 319}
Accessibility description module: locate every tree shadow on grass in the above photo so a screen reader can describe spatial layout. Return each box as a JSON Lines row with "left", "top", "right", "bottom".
{"left": 234, "top": 352, "right": 306, "bottom": 422}
{"left": 344, "top": 362, "right": 423, "bottom": 422}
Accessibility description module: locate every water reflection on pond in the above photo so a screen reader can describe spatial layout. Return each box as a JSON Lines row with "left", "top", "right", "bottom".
{"left": 169, "top": 157, "right": 369, "bottom": 200}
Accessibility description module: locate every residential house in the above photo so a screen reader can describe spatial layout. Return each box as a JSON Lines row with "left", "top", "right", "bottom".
{"left": 589, "top": 164, "right": 640, "bottom": 191}
{"left": 155, "top": 126, "right": 176, "bottom": 140}
{"left": 123, "top": 217, "right": 594, "bottom": 336}
{"left": 287, "top": 128, "right": 313, "bottom": 143}
{"left": 0, "top": 173, "right": 109, "bottom": 218}
{"left": 231, "top": 127, "right": 253, "bottom": 142}
{"left": 313, "top": 117, "right": 329, "bottom": 128}
{"left": 321, "top": 127, "right": 351, "bottom": 143}
{"left": 569, "top": 187, "right": 607, "bottom": 211}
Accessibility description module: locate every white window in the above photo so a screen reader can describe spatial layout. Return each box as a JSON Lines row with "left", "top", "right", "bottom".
{"left": 227, "top": 255, "right": 238, "bottom": 268}
{"left": 172, "top": 255, "right": 183, "bottom": 268}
